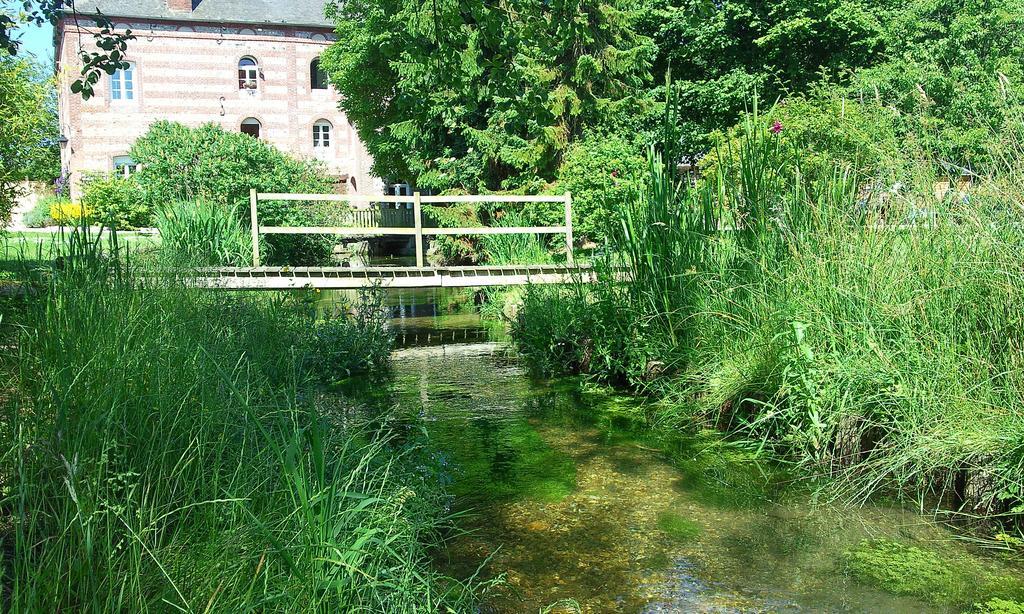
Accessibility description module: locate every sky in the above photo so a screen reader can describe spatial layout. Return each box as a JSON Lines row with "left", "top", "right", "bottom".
{"left": 4, "top": 3, "right": 56, "bottom": 68}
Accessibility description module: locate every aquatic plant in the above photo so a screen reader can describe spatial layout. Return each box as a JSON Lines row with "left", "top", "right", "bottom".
{"left": 154, "top": 199, "right": 252, "bottom": 266}
{"left": 842, "top": 539, "right": 1024, "bottom": 608}
{"left": 656, "top": 511, "right": 702, "bottom": 542}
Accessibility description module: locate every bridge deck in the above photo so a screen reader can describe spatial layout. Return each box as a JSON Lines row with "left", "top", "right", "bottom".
{"left": 186, "top": 265, "right": 595, "bottom": 289}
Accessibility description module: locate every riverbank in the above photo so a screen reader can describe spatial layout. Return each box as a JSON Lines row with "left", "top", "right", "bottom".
{"left": 344, "top": 332, "right": 1024, "bottom": 612}
{"left": 502, "top": 124, "right": 1024, "bottom": 607}
{"left": 0, "top": 233, "right": 476, "bottom": 611}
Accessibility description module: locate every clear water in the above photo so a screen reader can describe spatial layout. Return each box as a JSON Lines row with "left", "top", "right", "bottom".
{"left": 333, "top": 289, "right": 1020, "bottom": 613}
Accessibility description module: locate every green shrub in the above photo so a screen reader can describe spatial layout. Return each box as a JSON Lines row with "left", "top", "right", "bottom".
{"left": 154, "top": 200, "right": 252, "bottom": 266}
{"left": 480, "top": 210, "right": 552, "bottom": 265}
{"left": 22, "top": 195, "right": 62, "bottom": 227}
{"left": 699, "top": 90, "right": 910, "bottom": 185}
{"left": 129, "top": 121, "right": 337, "bottom": 264}
{"left": 80, "top": 173, "right": 151, "bottom": 229}
{"left": 556, "top": 133, "right": 646, "bottom": 244}
{"left": 301, "top": 286, "right": 394, "bottom": 380}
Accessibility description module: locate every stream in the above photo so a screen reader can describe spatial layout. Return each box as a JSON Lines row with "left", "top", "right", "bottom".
{"left": 333, "top": 288, "right": 1019, "bottom": 613}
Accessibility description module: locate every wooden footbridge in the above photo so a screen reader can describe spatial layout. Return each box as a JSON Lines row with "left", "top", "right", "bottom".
{"left": 188, "top": 191, "right": 593, "bottom": 290}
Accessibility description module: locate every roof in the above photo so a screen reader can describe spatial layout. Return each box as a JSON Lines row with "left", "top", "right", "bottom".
{"left": 73, "top": 0, "right": 333, "bottom": 29}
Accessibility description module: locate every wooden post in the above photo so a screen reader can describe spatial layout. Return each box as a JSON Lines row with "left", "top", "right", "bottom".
{"left": 413, "top": 191, "right": 425, "bottom": 268}
{"left": 249, "top": 188, "right": 261, "bottom": 267}
{"left": 563, "top": 191, "right": 574, "bottom": 266}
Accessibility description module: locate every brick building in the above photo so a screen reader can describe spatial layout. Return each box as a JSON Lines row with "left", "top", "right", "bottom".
{"left": 56, "top": 0, "right": 381, "bottom": 201}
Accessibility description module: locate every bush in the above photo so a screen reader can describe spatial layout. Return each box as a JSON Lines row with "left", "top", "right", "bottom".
{"left": 301, "top": 286, "right": 394, "bottom": 380}
{"left": 154, "top": 200, "right": 252, "bottom": 266}
{"left": 512, "top": 100, "right": 1024, "bottom": 530}
{"left": 130, "top": 121, "right": 338, "bottom": 265}
{"left": 80, "top": 173, "right": 151, "bottom": 229}
{"left": 23, "top": 195, "right": 62, "bottom": 228}
{"left": 699, "top": 90, "right": 911, "bottom": 186}
{"left": 556, "top": 133, "right": 647, "bottom": 244}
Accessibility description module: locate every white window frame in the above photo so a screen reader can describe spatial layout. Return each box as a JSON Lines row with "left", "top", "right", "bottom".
{"left": 238, "top": 56, "right": 259, "bottom": 91}
{"left": 113, "top": 155, "right": 139, "bottom": 177}
{"left": 313, "top": 120, "right": 332, "bottom": 149}
{"left": 111, "top": 62, "right": 136, "bottom": 101}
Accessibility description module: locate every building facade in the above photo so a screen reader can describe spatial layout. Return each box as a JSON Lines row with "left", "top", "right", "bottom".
{"left": 56, "top": 0, "right": 380, "bottom": 201}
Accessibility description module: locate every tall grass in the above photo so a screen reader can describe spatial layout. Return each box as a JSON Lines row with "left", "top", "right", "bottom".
{"left": 0, "top": 227, "right": 476, "bottom": 611}
{"left": 513, "top": 103, "right": 1024, "bottom": 528}
{"left": 155, "top": 199, "right": 252, "bottom": 266}
{"left": 480, "top": 210, "right": 553, "bottom": 265}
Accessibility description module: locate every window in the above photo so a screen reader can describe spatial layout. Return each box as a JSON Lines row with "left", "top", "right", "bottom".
{"left": 113, "top": 156, "right": 138, "bottom": 177}
{"left": 111, "top": 62, "right": 135, "bottom": 100}
{"left": 313, "top": 120, "right": 332, "bottom": 148}
{"left": 238, "top": 56, "right": 258, "bottom": 90}
{"left": 241, "top": 117, "right": 261, "bottom": 138}
{"left": 310, "top": 58, "right": 328, "bottom": 90}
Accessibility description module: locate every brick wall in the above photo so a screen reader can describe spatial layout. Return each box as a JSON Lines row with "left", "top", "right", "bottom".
{"left": 57, "top": 18, "right": 381, "bottom": 200}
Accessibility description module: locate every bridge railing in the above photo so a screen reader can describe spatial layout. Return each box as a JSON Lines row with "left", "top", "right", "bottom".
{"left": 248, "top": 190, "right": 574, "bottom": 268}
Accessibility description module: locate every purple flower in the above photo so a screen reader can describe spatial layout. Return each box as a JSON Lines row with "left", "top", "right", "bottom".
{"left": 770, "top": 120, "right": 783, "bottom": 135}
{"left": 54, "top": 173, "right": 68, "bottom": 197}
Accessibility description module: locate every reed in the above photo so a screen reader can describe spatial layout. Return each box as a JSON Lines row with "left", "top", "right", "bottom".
{"left": 513, "top": 101, "right": 1024, "bottom": 528}
{"left": 0, "top": 227, "right": 475, "bottom": 611}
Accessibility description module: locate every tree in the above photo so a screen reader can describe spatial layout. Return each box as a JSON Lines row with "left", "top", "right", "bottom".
{"left": 2, "top": 1, "right": 133, "bottom": 99}
{"left": 0, "top": 51, "right": 59, "bottom": 225}
{"left": 849, "top": 0, "right": 1024, "bottom": 169}
{"left": 650, "top": 0, "right": 895, "bottom": 156}
{"left": 321, "top": 0, "right": 657, "bottom": 193}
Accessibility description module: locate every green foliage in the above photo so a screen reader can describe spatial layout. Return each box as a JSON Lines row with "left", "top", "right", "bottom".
{"left": 641, "top": 0, "right": 893, "bottom": 153}
{"left": 321, "top": 0, "right": 657, "bottom": 192}
{"left": 1, "top": 238, "right": 478, "bottom": 610}
{"left": 557, "top": 132, "right": 647, "bottom": 243}
{"left": 512, "top": 97, "right": 1024, "bottom": 529}
{"left": 976, "top": 599, "right": 1024, "bottom": 614}
{"left": 23, "top": 195, "right": 62, "bottom": 228}
{"left": 301, "top": 286, "right": 394, "bottom": 380}
{"left": 843, "top": 540, "right": 1024, "bottom": 607}
{"left": 701, "top": 88, "right": 911, "bottom": 182}
{"left": 80, "top": 173, "right": 151, "bottom": 229}
{"left": 0, "top": 51, "right": 58, "bottom": 226}
{"left": 849, "top": 0, "right": 1024, "bottom": 168}
{"left": 154, "top": 200, "right": 251, "bottom": 266}
{"left": 656, "top": 511, "right": 702, "bottom": 541}
{"left": 480, "top": 210, "right": 553, "bottom": 265}
{"left": 129, "top": 121, "right": 332, "bottom": 210}
{"left": 129, "top": 121, "right": 338, "bottom": 265}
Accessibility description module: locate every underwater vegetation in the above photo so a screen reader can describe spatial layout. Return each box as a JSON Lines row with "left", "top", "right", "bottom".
{"left": 843, "top": 539, "right": 1024, "bottom": 609}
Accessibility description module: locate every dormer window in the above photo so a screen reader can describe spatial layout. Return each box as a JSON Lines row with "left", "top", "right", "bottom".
{"left": 111, "top": 63, "right": 135, "bottom": 101}
{"left": 311, "top": 58, "right": 328, "bottom": 90}
{"left": 238, "top": 57, "right": 258, "bottom": 90}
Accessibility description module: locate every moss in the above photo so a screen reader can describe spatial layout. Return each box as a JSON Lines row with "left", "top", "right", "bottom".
{"left": 842, "top": 540, "right": 1024, "bottom": 608}
{"left": 656, "top": 511, "right": 702, "bottom": 542}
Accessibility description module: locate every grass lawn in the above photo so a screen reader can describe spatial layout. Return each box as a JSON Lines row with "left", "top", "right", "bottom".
{"left": 1, "top": 229, "right": 162, "bottom": 261}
